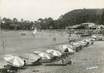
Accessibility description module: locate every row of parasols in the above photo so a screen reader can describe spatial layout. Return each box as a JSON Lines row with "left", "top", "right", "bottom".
{"left": 0, "top": 35, "right": 97, "bottom": 71}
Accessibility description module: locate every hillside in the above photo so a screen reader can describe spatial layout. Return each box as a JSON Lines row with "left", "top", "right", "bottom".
{"left": 56, "top": 9, "right": 104, "bottom": 28}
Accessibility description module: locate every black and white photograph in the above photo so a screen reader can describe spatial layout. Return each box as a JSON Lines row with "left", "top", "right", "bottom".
{"left": 0, "top": 0, "right": 104, "bottom": 73}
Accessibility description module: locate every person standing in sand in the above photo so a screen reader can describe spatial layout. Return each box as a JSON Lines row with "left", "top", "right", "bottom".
{"left": 32, "top": 28, "right": 37, "bottom": 38}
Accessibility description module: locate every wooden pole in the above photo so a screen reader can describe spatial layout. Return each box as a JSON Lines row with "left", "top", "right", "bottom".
{"left": 0, "top": 18, "right": 6, "bottom": 55}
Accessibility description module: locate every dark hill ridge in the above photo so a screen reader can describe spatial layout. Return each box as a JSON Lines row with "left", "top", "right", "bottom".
{"left": 65, "top": 9, "right": 103, "bottom": 16}
{"left": 56, "top": 9, "right": 104, "bottom": 28}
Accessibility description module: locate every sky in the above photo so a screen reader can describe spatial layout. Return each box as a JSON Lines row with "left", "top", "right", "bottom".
{"left": 0, "top": 0, "right": 104, "bottom": 21}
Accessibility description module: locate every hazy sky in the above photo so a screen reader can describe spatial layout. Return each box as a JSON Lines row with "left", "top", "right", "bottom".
{"left": 0, "top": 0, "right": 104, "bottom": 21}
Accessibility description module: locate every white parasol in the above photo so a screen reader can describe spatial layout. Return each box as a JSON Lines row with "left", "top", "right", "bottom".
{"left": 46, "top": 49, "right": 62, "bottom": 57}
{"left": 4, "top": 55, "right": 24, "bottom": 67}
{"left": 20, "top": 53, "right": 41, "bottom": 65}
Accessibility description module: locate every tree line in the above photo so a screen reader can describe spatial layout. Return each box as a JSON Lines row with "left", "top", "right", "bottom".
{"left": 0, "top": 9, "right": 104, "bottom": 30}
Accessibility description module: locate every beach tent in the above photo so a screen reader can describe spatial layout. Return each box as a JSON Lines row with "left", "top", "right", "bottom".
{"left": 46, "top": 49, "right": 62, "bottom": 57}
{"left": 4, "top": 55, "right": 24, "bottom": 67}
{"left": 20, "top": 53, "right": 41, "bottom": 65}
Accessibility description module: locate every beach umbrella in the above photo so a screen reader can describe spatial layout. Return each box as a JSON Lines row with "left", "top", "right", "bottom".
{"left": 90, "top": 38, "right": 96, "bottom": 41}
{"left": 46, "top": 49, "right": 62, "bottom": 57}
{"left": 63, "top": 45, "right": 74, "bottom": 53}
{"left": 84, "top": 39, "right": 93, "bottom": 45}
{"left": 83, "top": 39, "right": 89, "bottom": 44}
{"left": 38, "top": 52, "right": 53, "bottom": 60}
{"left": 71, "top": 42, "right": 81, "bottom": 47}
{"left": 97, "top": 35, "right": 103, "bottom": 41}
{"left": 78, "top": 41, "right": 87, "bottom": 47}
{"left": 66, "top": 44, "right": 74, "bottom": 49}
{"left": 57, "top": 45, "right": 75, "bottom": 53}
{"left": 4, "top": 55, "right": 24, "bottom": 67}
{"left": 91, "top": 35, "right": 97, "bottom": 39}
{"left": 33, "top": 50, "right": 42, "bottom": 55}
{"left": 33, "top": 51, "right": 54, "bottom": 62}
{"left": 20, "top": 53, "right": 41, "bottom": 65}
{"left": 4, "top": 55, "right": 14, "bottom": 62}
{"left": 65, "top": 44, "right": 76, "bottom": 51}
{"left": 71, "top": 42, "right": 82, "bottom": 52}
